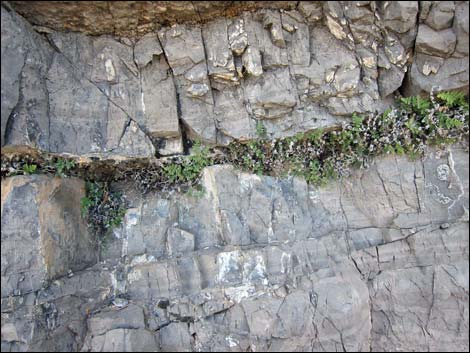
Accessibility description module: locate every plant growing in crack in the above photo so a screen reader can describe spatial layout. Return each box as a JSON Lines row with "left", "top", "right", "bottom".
{"left": 55, "top": 158, "right": 76, "bottom": 177}
{"left": 162, "top": 140, "right": 212, "bottom": 183}
{"left": 2, "top": 92, "right": 468, "bottom": 190}
{"left": 255, "top": 120, "right": 267, "bottom": 139}
{"left": 22, "top": 163, "right": 37, "bottom": 175}
{"left": 80, "top": 181, "right": 126, "bottom": 249}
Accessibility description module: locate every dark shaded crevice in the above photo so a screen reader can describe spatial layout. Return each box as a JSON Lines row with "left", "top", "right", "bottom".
{"left": 192, "top": 6, "right": 219, "bottom": 147}
{"left": 398, "top": 4, "right": 421, "bottom": 97}
{"left": 154, "top": 33, "right": 192, "bottom": 155}
{"left": 4, "top": 107, "right": 18, "bottom": 147}
{"left": 4, "top": 51, "right": 29, "bottom": 146}
{"left": 115, "top": 118, "right": 132, "bottom": 150}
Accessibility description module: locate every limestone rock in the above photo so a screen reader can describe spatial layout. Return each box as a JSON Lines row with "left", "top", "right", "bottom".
{"left": 3, "top": 2, "right": 469, "bottom": 351}
{"left": 244, "top": 68, "right": 297, "bottom": 119}
{"left": 4, "top": 1, "right": 468, "bottom": 153}
{"left": 1, "top": 6, "right": 52, "bottom": 149}
{"left": 453, "top": 1, "right": 469, "bottom": 57}
{"left": 1, "top": 144, "right": 469, "bottom": 351}
{"left": 379, "top": 1, "right": 419, "bottom": 34}
{"left": 1, "top": 175, "right": 97, "bottom": 297}
{"left": 415, "top": 25, "right": 457, "bottom": 58}
{"left": 425, "top": 1, "right": 455, "bottom": 31}
{"left": 133, "top": 33, "right": 163, "bottom": 69}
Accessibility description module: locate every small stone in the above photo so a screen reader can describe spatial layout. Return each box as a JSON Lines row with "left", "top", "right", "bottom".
{"left": 187, "top": 83, "right": 210, "bottom": 97}
{"left": 437, "top": 164, "right": 450, "bottom": 181}
{"left": 242, "top": 46, "right": 263, "bottom": 77}
{"left": 440, "top": 223, "right": 450, "bottom": 229}
{"left": 112, "top": 297, "right": 129, "bottom": 308}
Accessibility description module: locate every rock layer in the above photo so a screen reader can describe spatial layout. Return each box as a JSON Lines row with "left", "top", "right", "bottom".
{"left": 2, "top": 2, "right": 469, "bottom": 158}
{"left": 1, "top": 145, "right": 468, "bottom": 351}
{"left": 1, "top": 2, "right": 469, "bottom": 352}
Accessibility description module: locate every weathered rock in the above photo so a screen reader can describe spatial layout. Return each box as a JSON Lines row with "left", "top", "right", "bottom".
{"left": 425, "top": 1, "right": 455, "bottom": 31}
{"left": 133, "top": 33, "right": 163, "bottom": 69}
{"left": 83, "top": 328, "right": 158, "bottom": 352}
{"left": 8, "top": 1, "right": 298, "bottom": 37}
{"left": 1, "top": 143, "right": 469, "bottom": 351}
{"left": 405, "top": 2, "right": 469, "bottom": 96}
{"left": 1, "top": 6, "right": 52, "bottom": 149}
{"left": 405, "top": 54, "right": 469, "bottom": 96}
{"left": 1, "top": 176, "right": 97, "bottom": 297}
{"left": 1, "top": 3, "right": 470, "bottom": 350}
{"left": 453, "top": 1, "right": 469, "bottom": 57}
{"left": 3, "top": 2, "right": 468, "bottom": 153}
{"left": 87, "top": 304, "right": 145, "bottom": 336}
{"left": 415, "top": 25, "right": 457, "bottom": 58}
{"left": 244, "top": 68, "right": 297, "bottom": 119}
{"left": 379, "top": 1, "right": 419, "bottom": 34}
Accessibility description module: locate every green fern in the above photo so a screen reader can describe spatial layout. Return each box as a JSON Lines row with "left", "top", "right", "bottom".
{"left": 437, "top": 91, "right": 467, "bottom": 108}
{"left": 400, "top": 96, "right": 431, "bottom": 116}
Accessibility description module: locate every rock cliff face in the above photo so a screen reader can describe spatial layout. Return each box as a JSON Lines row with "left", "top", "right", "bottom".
{"left": 2, "top": 1, "right": 469, "bottom": 157}
{"left": 1, "top": 1, "right": 469, "bottom": 352}
{"left": 2, "top": 147, "right": 469, "bottom": 351}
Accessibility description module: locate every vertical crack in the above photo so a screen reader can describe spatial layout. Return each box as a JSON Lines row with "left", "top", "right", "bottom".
{"left": 155, "top": 33, "right": 190, "bottom": 155}
{"left": 338, "top": 180, "right": 353, "bottom": 255}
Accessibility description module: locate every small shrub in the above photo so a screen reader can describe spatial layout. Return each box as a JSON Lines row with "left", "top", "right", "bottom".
{"left": 55, "top": 158, "right": 76, "bottom": 177}
{"left": 22, "top": 164, "right": 37, "bottom": 175}
{"left": 80, "top": 181, "right": 126, "bottom": 245}
{"left": 162, "top": 140, "right": 212, "bottom": 184}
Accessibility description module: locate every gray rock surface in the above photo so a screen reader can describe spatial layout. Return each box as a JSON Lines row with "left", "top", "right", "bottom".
{"left": 405, "top": 1, "right": 469, "bottom": 95}
{"left": 1, "top": 176, "right": 97, "bottom": 298}
{"left": 1, "top": 2, "right": 469, "bottom": 352}
{"left": 3, "top": 144, "right": 468, "bottom": 351}
{"left": 3, "top": 1, "right": 468, "bottom": 156}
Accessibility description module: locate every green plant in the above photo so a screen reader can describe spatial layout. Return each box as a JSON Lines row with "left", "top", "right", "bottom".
{"left": 162, "top": 140, "right": 212, "bottom": 183}
{"left": 3, "top": 91, "right": 468, "bottom": 195}
{"left": 307, "top": 128, "right": 324, "bottom": 146}
{"left": 405, "top": 118, "right": 421, "bottom": 136}
{"left": 437, "top": 112, "right": 464, "bottom": 129}
{"left": 163, "top": 163, "right": 184, "bottom": 183}
{"left": 22, "top": 164, "right": 37, "bottom": 175}
{"left": 55, "top": 158, "right": 76, "bottom": 177}
{"left": 80, "top": 181, "right": 126, "bottom": 245}
{"left": 255, "top": 120, "right": 267, "bottom": 138}
{"left": 400, "top": 96, "right": 431, "bottom": 116}
{"left": 437, "top": 91, "right": 468, "bottom": 108}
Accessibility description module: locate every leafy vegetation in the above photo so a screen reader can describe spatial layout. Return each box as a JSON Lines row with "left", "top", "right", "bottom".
{"left": 255, "top": 120, "right": 267, "bottom": 138}
{"left": 437, "top": 91, "right": 468, "bottom": 108}
{"left": 2, "top": 91, "right": 465, "bottom": 247}
{"left": 55, "top": 158, "right": 76, "bottom": 177}
{"left": 80, "top": 181, "right": 126, "bottom": 247}
{"left": 162, "top": 140, "right": 212, "bottom": 183}
{"left": 2, "top": 92, "right": 469, "bottom": 192}
{"left": 22, "top": 163, "right": 37, "bottom": 175}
